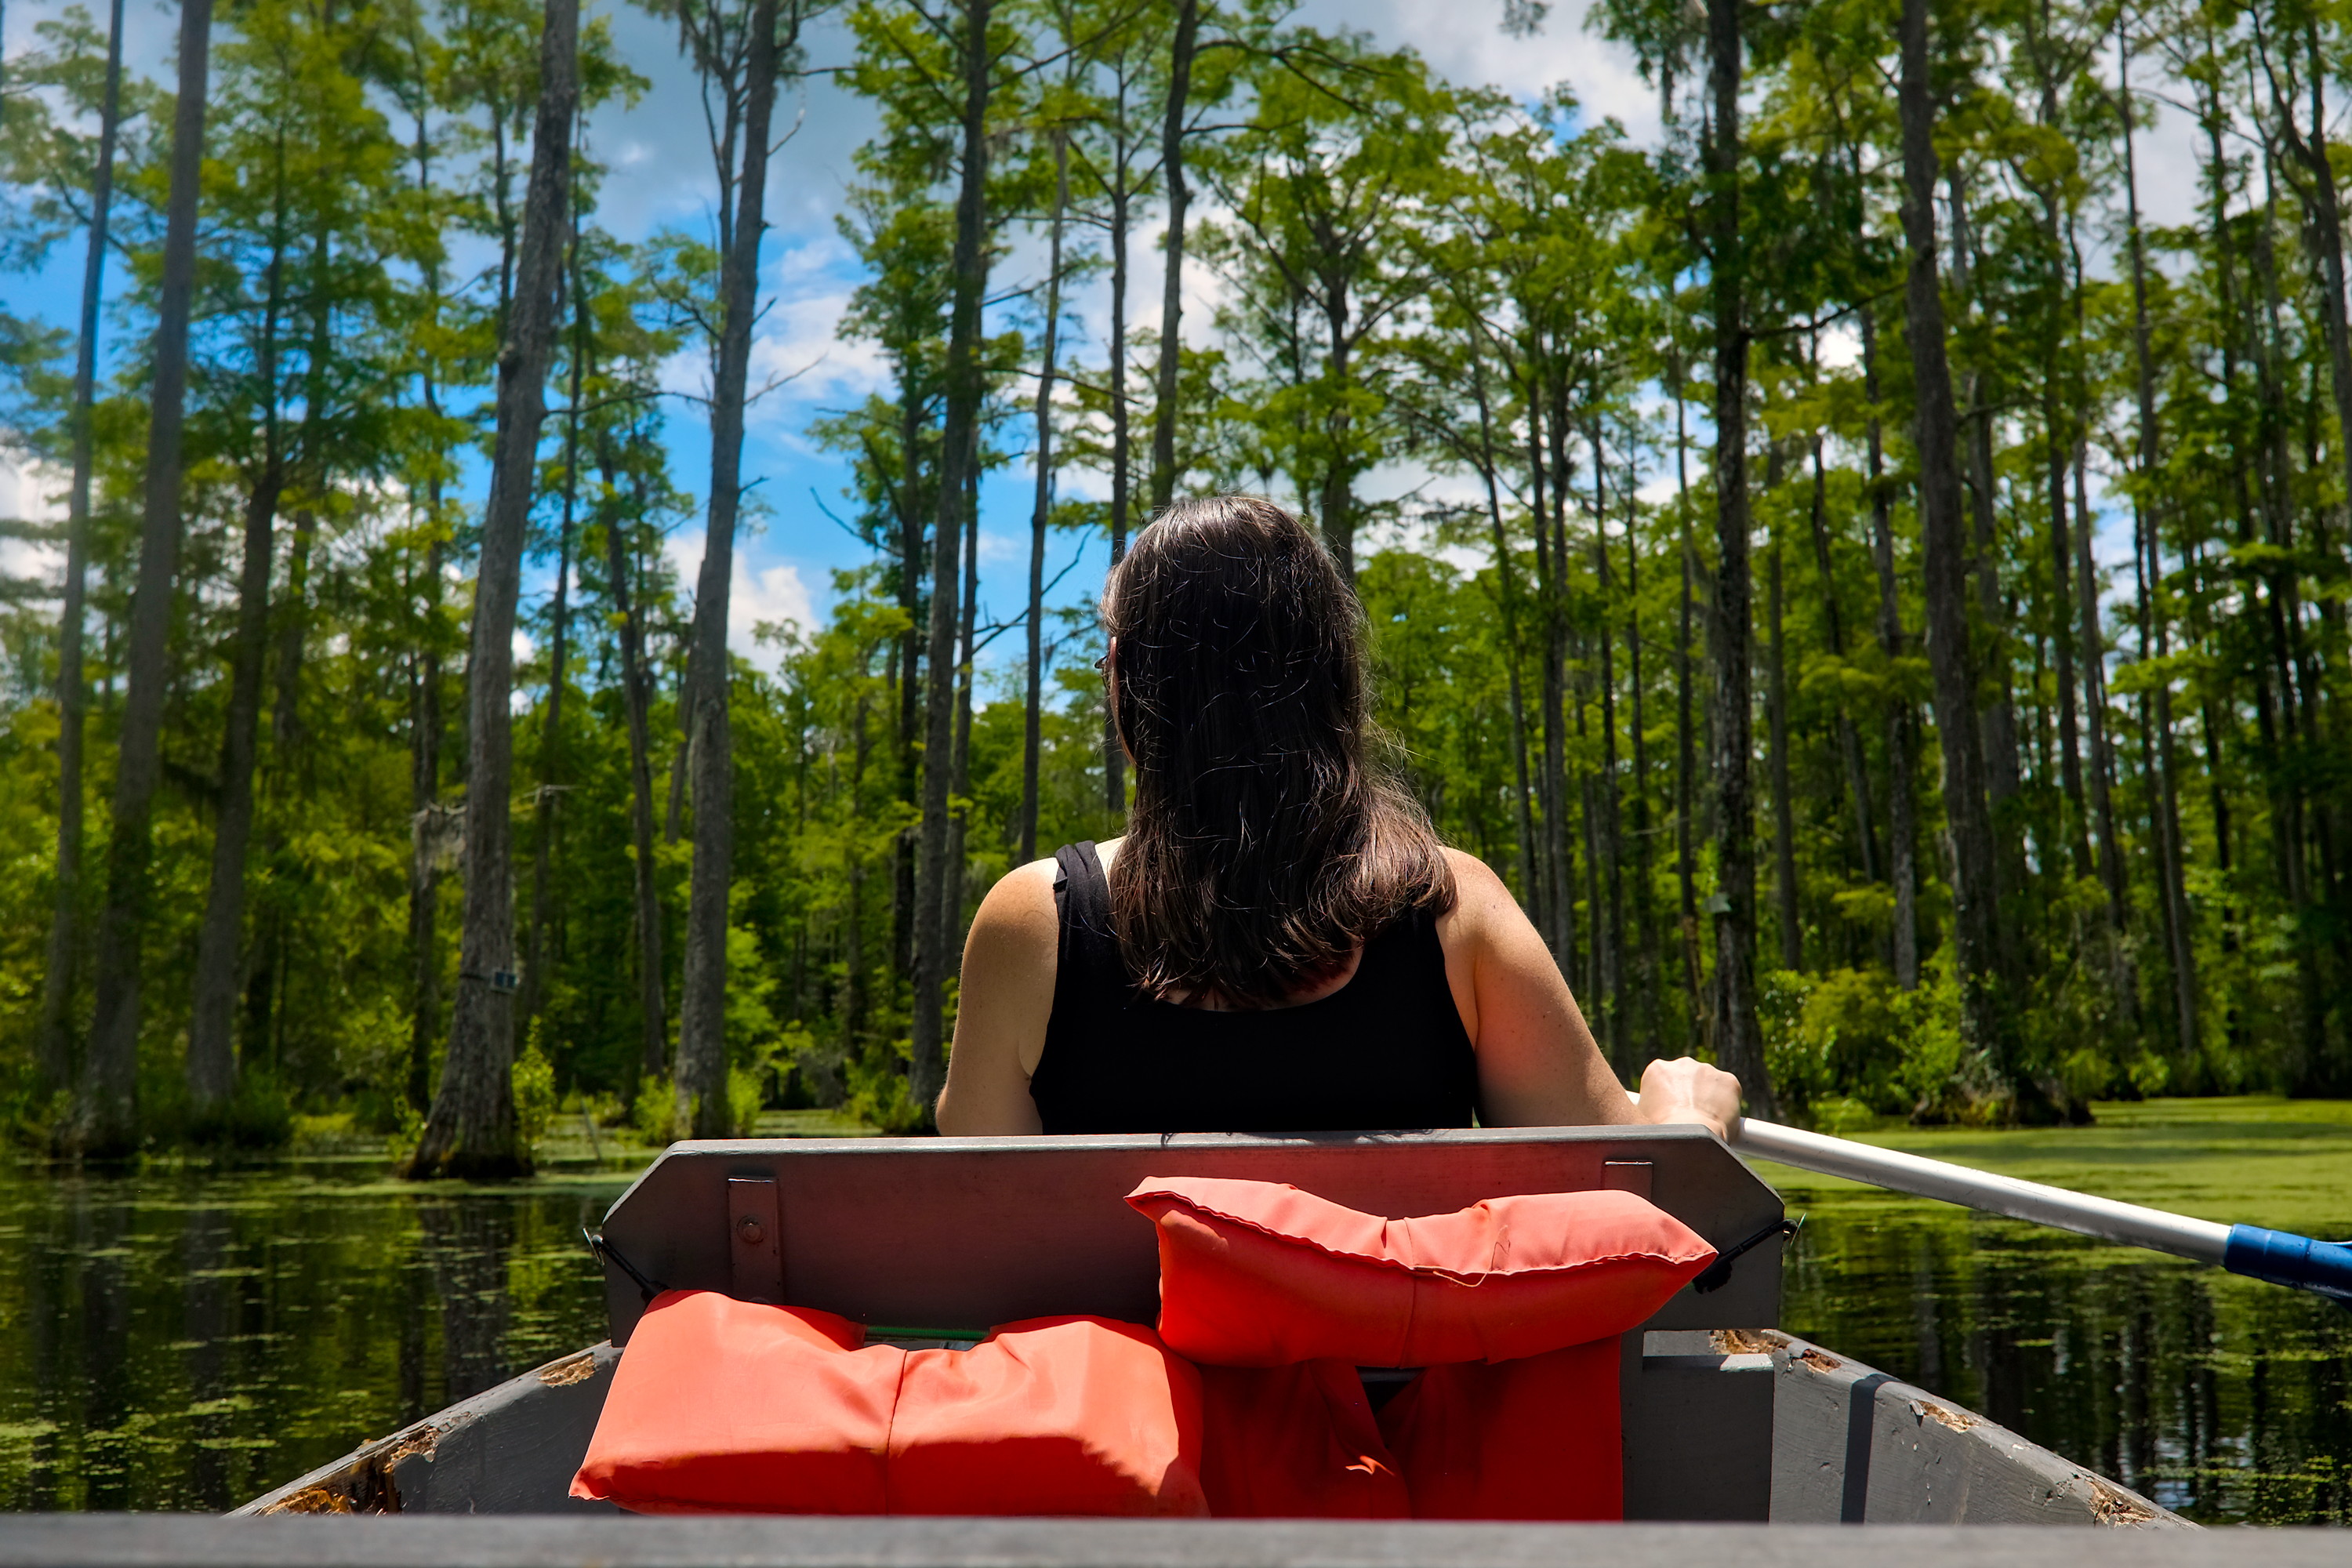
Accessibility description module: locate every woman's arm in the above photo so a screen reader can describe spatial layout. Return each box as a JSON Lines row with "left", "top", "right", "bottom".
{"left": 1438, "top": 850, "right": 1741, "bottom": 1138}
{"left": 932, "top": 858, "right": 1060, "bottom": 1136}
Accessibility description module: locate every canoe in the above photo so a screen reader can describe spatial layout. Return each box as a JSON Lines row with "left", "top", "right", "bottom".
{"left": 234, "top": 1126, "right": 2187, "bottom": 1528}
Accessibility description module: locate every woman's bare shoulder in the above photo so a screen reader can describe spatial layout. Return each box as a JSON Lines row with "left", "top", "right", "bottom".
{"left": 1438, "top": 847, "right": 1518, "bottom": 932}
{"left": 972, "top": 855, "right": 1060, "bottom": 951}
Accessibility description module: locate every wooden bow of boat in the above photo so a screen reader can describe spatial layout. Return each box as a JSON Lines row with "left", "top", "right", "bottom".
{"left": 232, "top": 1127, "right": 2186, "bottom": 1529}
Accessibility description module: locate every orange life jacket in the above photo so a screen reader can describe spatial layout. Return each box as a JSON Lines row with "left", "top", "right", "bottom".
{"left": 572, "top": 1292, "right": 1207, "bottom": 1517}
{"left": 575, "top": 1180, "right": 1712, "bottom": 1521}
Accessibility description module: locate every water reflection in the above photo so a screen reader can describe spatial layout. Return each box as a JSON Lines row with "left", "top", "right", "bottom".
{"left": 1778, "top": 1183, "right": 2352, "bottom": 1525}
{"left": 0, "top": 1160, "right": 2343, "bottom": 1521}
{"left": 0, "top": 1163, "right": 621, "bottom": 1512}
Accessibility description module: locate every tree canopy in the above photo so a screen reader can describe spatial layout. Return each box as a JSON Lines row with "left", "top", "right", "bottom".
{"left": 2, "top": 0, "right": 2347, "bottom": 1158}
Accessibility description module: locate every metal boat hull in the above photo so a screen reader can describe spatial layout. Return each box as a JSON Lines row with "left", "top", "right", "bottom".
{"left": 236, "top": 1327, "right": 2175, "bottom": 1526}
{"left": 236, "top": 1130, "right": 2183, "bottom": 1528}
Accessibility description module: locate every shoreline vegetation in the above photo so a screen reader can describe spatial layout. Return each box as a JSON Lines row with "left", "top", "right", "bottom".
{"left": 5, "top": 0, "right": 2352, "bottom": 1162}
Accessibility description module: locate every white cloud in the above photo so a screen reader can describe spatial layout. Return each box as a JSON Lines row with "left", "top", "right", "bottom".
{"left": 0, "top": 457, "right": 67, "bottom": 587}
{"left": 748, "top": 286, "right": 890, "bottom": 414}
{"left": 1057, "top": 466, "right": 1112, "bottom": 504}
{"left": 664, "top": 530, "right": 819, "bottom": 674}
{"left": 735, "top": 559, "right": 817, "bottom": 654}
{"left": 1318, "top": 0, "right": 1662, "bottom": 141}
{"left": 650, "top": 232, "right": 894, "bottom": 430}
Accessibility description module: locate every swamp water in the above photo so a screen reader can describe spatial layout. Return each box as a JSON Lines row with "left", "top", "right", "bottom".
{"left": 0, "top": 1099, "right": 2344, "bottom": 1524}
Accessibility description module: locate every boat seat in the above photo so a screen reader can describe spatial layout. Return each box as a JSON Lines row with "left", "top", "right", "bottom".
{"left": 591, "top": 1127, "right": 1788, "bottom": 1521}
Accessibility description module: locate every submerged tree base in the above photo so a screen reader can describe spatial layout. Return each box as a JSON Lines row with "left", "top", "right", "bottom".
{"left": 403, "top": 1147, "right": 535, "bottom": 1182}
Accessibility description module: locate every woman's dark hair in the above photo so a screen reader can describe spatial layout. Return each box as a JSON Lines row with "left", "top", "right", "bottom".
{"left": 1103, "top": 495, "right": 1454, "bottom": 1007}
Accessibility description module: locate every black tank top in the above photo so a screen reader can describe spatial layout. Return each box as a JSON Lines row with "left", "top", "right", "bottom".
{"left": 1027, "top": 841, "right": 1479, "bottom": 1134}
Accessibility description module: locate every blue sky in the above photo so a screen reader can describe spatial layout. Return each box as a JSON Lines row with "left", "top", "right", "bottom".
{"left": 1, "top": 0, "right": 2207, "bottom": 682}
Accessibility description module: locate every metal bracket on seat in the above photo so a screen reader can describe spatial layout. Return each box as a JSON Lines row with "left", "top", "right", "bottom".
{"left": 728, "top": 1175, "right": 784, "bottom": 1302}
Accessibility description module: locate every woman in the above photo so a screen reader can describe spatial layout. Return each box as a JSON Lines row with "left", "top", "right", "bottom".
{"left": 936, "top": 495, "right": 1740, "bottom": 1139}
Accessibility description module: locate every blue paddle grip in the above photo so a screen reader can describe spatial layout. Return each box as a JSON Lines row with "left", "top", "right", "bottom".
{"left": 2223, "top": 1224, "right": 2352, "bottom": 1304}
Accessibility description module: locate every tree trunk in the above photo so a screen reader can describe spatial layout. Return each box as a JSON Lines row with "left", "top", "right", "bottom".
{"left": 677, "top": 0, "right": 785, "bottom": 1140}
{"left": 188, "top": 234, "right": 291, "bottom": 1114}
{"left": 1807, "top": 428, "right": 1878, "bottom": 884}
{"left": 2075, "top": 172, "right": 2129, "bottom": 938}
{"left": 403, "top": 34, "right": 449, "bottom": 1120}
{"left": 1319, "top": 315, "right": 1357, "bottom": 581}
{"left": 2281, "top": 29, "right": 2352, "bottom": 1082}
{"left": 1531, "top": 397, "right": 1573, "bottom": 971}
{"left": 273, "top": 223, "right": 328, "bottom": 761}
{"left": 1897, "top": 0, "right": 2006, "bottom": 1084}
{"left": 2199, "top": 58, "right": 2259, "bottom": 1018}
{"left": 2027, "top": 44, "right": 2089, "bottom": 882}
{"left": 950, "top": 453, "right": 978, "bottom": 912}
{"left": 1767, "top": 531, "right": 1799, "bottom": 972}
{"left": 1577, "top": 685, "right": 1601, "bottom": 1006}
{"left": 406, "top": 520, "right": 443, "bottom": 1116}
{"left": 1704, "top": 0, "right": 1774, "bottom": 1117}
{"left": 908, "top": 0, "right": 995, "bottom": 1118}
{"left": 188, "top": 471, "right": 284, "bottom": 1113}
{"left": 2249, "top": 134, "right": 2328, "bottom": 1081}
{"left": 1621, "top": 466, "right": 1657, "bottom": 1057}
{"left": 407, "top": 0, "right": 577, "bottom": 1179}
{"left": 947, "top": 461, "right": 981, "bottom": 959}
{"left": 1591, "top": 427, "right": 1625, "bottom": 1071}
{"left": 1024, "top": 132, "right": 1068, "bottom": 865}
{"left": 842, "top": 696, "right": 873, "bottom": 1064}
{"left": 893, "top": 372, "right": 924, "bottom": 966}
{"left": 1674, "top": 370, "right": 1702, "bottom": 1019}
{"left": 37, "top": 0, "right": 125, "bottom": 1103}
{"left": 1963, "top": 380, "right": 2021, "bottom": 826}
{"left": 600, "top": 435, "right": 667, "bottom": 1087}
{"left": 2042, "top": 381, "right": 2089, "bottom": 877}
{"left": 2292, "top": 24, "right": 2352, "bottom": 609}
{"left": 1946, "top": 172, "right": 2022, "bottom": 852}
{"left": 2138, "top": 504, "right": 2197, "bottom": 1060}
{"left": 1551, "top": 394, "right": 1580, "bottom": 979}
{"left": 1149, "top": 0, "right": 1200, "bottom": 514}
{"left": 81, "top": 0, "right": 213, "bottom": 1158}
{"left": 2119, "top": 23, "right": 2198, "bottom": 1062}
{"left": 1103, "top": 169, "right": 1131, "bottom": 818}
{"left": 1857, "top": 307, "right": 1919, "bottom": 990}
{"left": 1472, "top": 361, "right": 1537, "bottom": 913}
{"left": 527, "top": 194, "right": 587, "bottom": 1038}
{"left": 263, "top": 517, "right": 309, "bottom": 751}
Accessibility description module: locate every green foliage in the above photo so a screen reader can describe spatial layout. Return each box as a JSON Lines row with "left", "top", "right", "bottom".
{"left": 628, "top": 1080, "right": 678, "bottom": 1148}
{"left": 512, "top": 1040, "right": 557, "bottom": 1149}
{"left": 1758, "top": 967, "right": 1820, "bottom": 1110}
{"left": 5, "top": 0, "right": 2352, "bottom": 1151}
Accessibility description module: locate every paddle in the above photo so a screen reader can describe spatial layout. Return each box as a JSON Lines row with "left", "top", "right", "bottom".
{"left": 1723, "top": 1112, "right": 2352, "bottom": 1305}
{"left": 1628, "top": 1096, "right": 2352, "bottom": 1305}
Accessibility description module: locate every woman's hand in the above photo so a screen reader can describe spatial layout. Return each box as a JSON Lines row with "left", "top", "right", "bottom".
{"left": 1634, "top": 1056, "right": 1744, "bottom": 1142}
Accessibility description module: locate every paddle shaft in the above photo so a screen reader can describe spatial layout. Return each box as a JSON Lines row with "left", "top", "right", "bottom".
{"left": 1724, "top": 1115, "right": 2229, "bottom": 1264}
{"left": 1667, "top": 1106, "right": 2352, "bottom": 1303}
